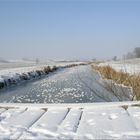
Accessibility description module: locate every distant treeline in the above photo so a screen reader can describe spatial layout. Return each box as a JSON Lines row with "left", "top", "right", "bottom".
{"left": 124, "top": 47, "right": 140, "bottom": 59}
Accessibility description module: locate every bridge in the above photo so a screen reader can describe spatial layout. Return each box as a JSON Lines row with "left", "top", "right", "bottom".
{"left": 0, "top": 101, "right": 140, "bottom": 139}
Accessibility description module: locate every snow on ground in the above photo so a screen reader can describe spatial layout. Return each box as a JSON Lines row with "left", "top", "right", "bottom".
{"left": 0, "top": 102, "right": 139, "bottom": 139}
{"left": 0, "top": 61, "right": 85, "bottom": 75}
{"left": 99, "top": 58, "right": 140, "bottom": 74}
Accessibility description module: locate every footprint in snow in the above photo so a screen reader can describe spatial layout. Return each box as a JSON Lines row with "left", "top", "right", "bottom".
{"left": 109, "top": 114, "right": 118, "bottom": 120}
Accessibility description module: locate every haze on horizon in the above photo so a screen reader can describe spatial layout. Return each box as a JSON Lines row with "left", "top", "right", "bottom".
{"left": 0, "top": 0, "right": 140, "bottom": 61}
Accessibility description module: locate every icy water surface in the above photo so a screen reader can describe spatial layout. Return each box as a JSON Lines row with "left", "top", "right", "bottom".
{"left": 0, "top": 66, "right": 119, "bottom": 103}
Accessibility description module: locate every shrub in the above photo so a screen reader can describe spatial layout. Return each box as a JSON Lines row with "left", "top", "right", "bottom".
{"left": 0, "top": 82, "right": 4, "bottom": 89}
{"left": 51, "top": 66, "right": 57, "bottom": 71}
{"left": 66, "top": 64, "right": 77, "bottom": 68}
{"left": 28, "top": 72, "right": 35, "bottom": 78}
{"left": 36, "top": 70, "right": 42, "bottom": 76}
{"left": 20, "top": 73, "right": 30, "bottom": 80}
{"left": 43, "top": 66, "right": 51, "bottom": 74}
{"left": 79, "top": 63, "right": 87, "bottom": 66}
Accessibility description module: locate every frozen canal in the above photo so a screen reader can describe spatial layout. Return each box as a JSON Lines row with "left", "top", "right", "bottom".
{"left": 0, "top": 65, "right": 120, "bottom": 103}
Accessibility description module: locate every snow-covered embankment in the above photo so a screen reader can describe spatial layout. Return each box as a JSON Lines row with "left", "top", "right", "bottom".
{"left": 92, "top": 64, "right": 134, "bottom": 101}
{"left": 0, "top": 63, "right": 87, "bottom": 90}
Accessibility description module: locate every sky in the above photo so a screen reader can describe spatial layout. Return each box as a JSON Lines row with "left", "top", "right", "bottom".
{"left": 0, "top": 0, "right": 140, "bottom": 60}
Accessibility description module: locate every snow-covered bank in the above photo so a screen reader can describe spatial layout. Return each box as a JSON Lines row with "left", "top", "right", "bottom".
{"left": 0, "top": 66, "right": 57, "bottom": 89}
{"left": 0, "top": 62, "right": 87, "bottom": 90}
{"left": 96, "top": 58, "right": 140, "bottom": 100}
{"left": 91, "top": 64, "right": 134, "bottom": 101}
{"left": 101, "top": 79, "right": 133, "bottom": 101}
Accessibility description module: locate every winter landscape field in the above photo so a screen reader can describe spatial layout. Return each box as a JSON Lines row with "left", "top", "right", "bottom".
{"left": 0, "top": 59, "right": 134, "bottom": 104}
{"left": 0, "top": 59, "right": 140, "bottom": 139}
{"left": 1, "top": 0, "right": 140, "bottom": 139}
{"left": 0, "top": 58, "right": 140, "bottom": 139}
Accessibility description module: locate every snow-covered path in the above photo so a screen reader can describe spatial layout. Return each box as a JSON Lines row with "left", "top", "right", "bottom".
{"left": 0, "top": 65, "right": 128, "bottom": 103}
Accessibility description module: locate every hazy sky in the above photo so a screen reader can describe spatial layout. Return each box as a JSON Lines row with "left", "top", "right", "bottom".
{"left": 0, "top": 0, "right": 140, "bottom": 60}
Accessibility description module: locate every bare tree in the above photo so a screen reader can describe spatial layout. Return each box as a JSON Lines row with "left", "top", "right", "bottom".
{"left": 112, "top": 56, "right": 117, "bottom": 61}
{"left": 134, "top": 47, "right": 140, "bottom": 58}
{"left": 36, "top": 58, "right": 40, "bottom": 64}
{"left": 125, "top": 52, "right": 135, "bottom": 59}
